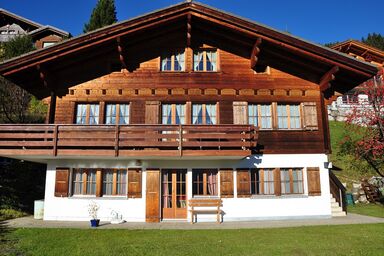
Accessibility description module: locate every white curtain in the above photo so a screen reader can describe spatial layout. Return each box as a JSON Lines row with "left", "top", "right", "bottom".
{"left": 289, "top": 105, "right": 300, "bottom": 129}
{"left": 194, "top": 51, "right": 203, "bottom": 71}
{"left": 260, "top": 105, "right": 272, "bottom": 129}
{"left": 175, "top": 52, "right": 185, "bottom": 71}
{"left": 206, "top": 51, "right": 217, "bottom": 71}
{"left": 248, "top": 104, "right": 258, "bottom": 126}
{"left": 277, "top": 105, "right": 288, "bottom": 129}
{"left": 103, "top": 170, "right": 114, "bottom": 195}
{"left": 106, "top": 104, "right": 116, "bottom": 124}
{"left": 264, "top": 169, "right": 274, "bottom": 194}
{"left": 76, "top": 104, "right": 87, "bottom": 124}
{"left": 205, "top": 104, "right": 216, "bottom": 124}
{"left": 192, "top": 104, "right": 203, "bottom": 124}
{"left": 119, "top": 104, "right": 129, "bottom": 124}
{"left": 89, "top": 105, "right": 99, "bottom": 125}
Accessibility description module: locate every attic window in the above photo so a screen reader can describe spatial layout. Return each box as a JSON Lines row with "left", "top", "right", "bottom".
{"left": 161, "top": 50, "right": 185, "bottom": 71}
{"left": 193, "top": 49, "right": 217, "bottom": 72}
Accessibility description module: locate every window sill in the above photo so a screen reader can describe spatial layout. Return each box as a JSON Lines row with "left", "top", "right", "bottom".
{"left": 249, "top": 194, "right": 308, "bottom": 199}
{"left": 193, "top": 195, "right": 220, "bottom": 199}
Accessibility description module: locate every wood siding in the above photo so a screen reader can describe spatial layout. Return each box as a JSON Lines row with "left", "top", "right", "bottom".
{"left": 50, "top": 47, "right": 328, "bottom": 154}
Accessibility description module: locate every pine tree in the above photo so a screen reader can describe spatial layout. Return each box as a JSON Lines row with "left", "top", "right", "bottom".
{"left": 362, "top": 33, "right": 384, "bottom": 51}
{"left": 83, "top": 0, "right": 117, "bottom": 33}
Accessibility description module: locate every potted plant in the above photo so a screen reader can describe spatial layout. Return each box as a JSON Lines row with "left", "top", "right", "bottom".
{"left": 88, "top": 201, "right": 100, "bottom": 227}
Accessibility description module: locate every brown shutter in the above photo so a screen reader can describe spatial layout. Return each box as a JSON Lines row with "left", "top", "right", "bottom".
{"left": 145, "top": 101, "right": 160, "bottom": 124}
{"left": 307, "top": 167, "right": 321, "bottom": 196}
{"left": 130, "top": 101, "right": 145, "bottom": 124}
{"left": 96, "top": 169, "right": 102, "bottom": 197}
{"left": 236, "top": 169, "right": 251, "bottom": 197}
{"left": 55, "top": 168, "right": 69, "bottom": 197}
{"left": 233, "top": 102, "right": 248, "bottom": 124}
{"left": 128, "top": 169, "right": 142, "bottom": 198}
{"left": 302, "top": 102, "right": 318, "bottom": 130}
{"left": 220, "top": 169, "right": 234, "bottom": 198}
{"left": 219, "top": 101, "right": 233, "bottom": 124}
{"left": 274, "top": 168, "right": 281, "bottom": 196}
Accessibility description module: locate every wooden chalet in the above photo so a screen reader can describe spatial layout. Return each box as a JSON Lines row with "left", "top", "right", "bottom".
{"left": 0, "top": 1, "right": 378, "bottom": 222}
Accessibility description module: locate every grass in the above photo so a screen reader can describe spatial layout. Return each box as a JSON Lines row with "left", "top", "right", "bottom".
{"left": 348, "top": 204, "right": 384, "bottom": 218}
{"left": 0, "top": 224, "right": 382, "bottom": 256}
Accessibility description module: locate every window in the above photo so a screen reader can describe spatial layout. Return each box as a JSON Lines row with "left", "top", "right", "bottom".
{"left": 102, "top": 169, "right": 127, "bottom": 196}
{"left": 192, "top": 104, "right": 217, "bottom": 124}
{"left": 248, "top": 104, "right": 272, "bottom": 129}
{"left": 238, "top": 169, "right": 275, "bottom": 196}
{"left": 105, "top": 103, "right": 130, "bottom": 124}
{"left": 161, "top": 50, "right": 185, "bottom": 71}
{"left": 72, "top": 169, "right": 96, "bottom": 195}
{"left": 162, "top": 104, "right": 186, "bottom": 124}
{"left": 75, "top": 104, "right": 99, "bottom": 124}
{"left": 277, "top": 104, "right": 301, "bottom": 129}
{"left": 192, "top": 169, "right": 218, "bottom": 196}
{"left": 42, "top": 42, "right": 56, "bottom": 48}
{"left": 280, "top": 168, "right": 304, "bottom": 194}
{"left": 194, "top": 49, "right": 217, "bottom": 71}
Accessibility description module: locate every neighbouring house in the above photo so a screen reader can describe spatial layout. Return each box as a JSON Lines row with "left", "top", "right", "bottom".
{"left": 0, "top": 2, "right": 378, "bottom": 222}
{"left": 0, "top": 8, "right": 69, "bottom": 49}
{"left": 329, "top": 40, "right": 384, "bottom": 121}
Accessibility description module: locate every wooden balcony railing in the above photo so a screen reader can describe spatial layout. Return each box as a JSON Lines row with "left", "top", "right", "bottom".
{"left": 0, "top": 124, "right": 258, "bottom": 158}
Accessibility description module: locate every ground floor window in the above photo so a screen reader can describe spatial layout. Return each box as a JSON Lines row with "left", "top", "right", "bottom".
{"left": 72, "top": 169, "right": 96, "bottom": 195}
{"left": 280, "top": 168, "right": 304, "bottom": 194}
{"left": 192, "top": 169, "right": 218, "bottom": 196}
{"left": 102, "top": 169, "right": 127, "bottom": 196}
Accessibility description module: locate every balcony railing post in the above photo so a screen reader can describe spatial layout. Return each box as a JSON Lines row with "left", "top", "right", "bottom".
{"left": 179, "top": 124, "right": 183, "bottom": 156}
{"left": 53, "top": 125, "right": 58, "bottom": 156}
{"left": 115, "top": 125, "right": 120, "bottom": 157}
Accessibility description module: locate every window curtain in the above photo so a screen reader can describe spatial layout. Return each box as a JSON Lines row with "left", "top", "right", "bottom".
{"left": 206, "top": 51, "right": 217, "bottom": 71}
{"left": 106, "top": 104, "right": 116, "bottom": 124}
{"left": 260, "top": 105, "right": 272, "bottom": 129}
{"left": 86, "top": 170, "right": 97, "bottom": 195}
{"left": 248, "top": 104, "right": 258, "bottom": 126}
{"left": 76, "top": 104, "right": 87, "bottom": 124}
{"left": 162, "top": 172, "right": 171, "bottom": 208}
{"left": 103, "top": 170, "right": 113, "bottom": 195}
{"left": 192, "top": 104, "right": 203, "bottom": 124}
{"left": 72, "top": 170, "right": 83, "bottom": 194}
{"left": 175, "top": 52, "right": 185, "bottom": 71}
{"left": 207, "top": 171, "right": 217, "bottom": 195}
{"left": 194, "top": 51, "right": 203, "bottom": 71}
{"left": 89, "top": 105, "right": 99, "bottom": 125}
{"left": 289, "top": 105, "right": 300, "bottom": 129}
{"left": 119, "top": 104, "right": 129, "bottom": 124}
{"left": 277, "top": 105, "right": 288, "bottom": 129}
{"left": 162, "top": 104, "right": 172, "bottom": 124}
{"left": 280, "top": 169, "right": 290, "bottom": 194}
{"left": 205, "top": 104, "right": 216, "bottom": 124}
{"left": 117, "top": 170, "right": 127, "bottom": 195}
{"left": 264, "top": 169, "right": 274, "bottom": 194}
{"left": 162, "top": 54, "right": 172, "bottom": 71}
{"left": 292, "top": 169, "right": 303, "bottom": 193}
{"left": 175, "top": 104, "right": 185, "bottom": 124}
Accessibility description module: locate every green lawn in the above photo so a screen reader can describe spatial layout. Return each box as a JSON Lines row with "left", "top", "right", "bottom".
{"left": 348, "top": 204, "right": 384, "bottom": 218}
{"left": 1, "top": 224, "right": 384, "bottom": 256}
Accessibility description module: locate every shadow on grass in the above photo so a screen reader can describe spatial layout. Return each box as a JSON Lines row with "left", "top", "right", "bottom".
{"left": 0, "top": 220, "right": 23, "bottom": 256}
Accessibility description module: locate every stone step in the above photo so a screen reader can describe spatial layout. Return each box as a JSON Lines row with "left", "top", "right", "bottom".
{"left": 330, "top": 198, "right": 336, "bottom": 203}
{"left": 332, "top": 211, "right": 346, "bottom": 217}
{"left": 331, "top": 202, "right": 340, "bottom": 207}
{"left": 331, "top": 207, "right": 343, "bottom": 213}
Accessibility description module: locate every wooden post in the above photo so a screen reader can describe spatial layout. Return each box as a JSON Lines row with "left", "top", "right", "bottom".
{"left": 48, "top": 91, "right": 56, "bottom": 124}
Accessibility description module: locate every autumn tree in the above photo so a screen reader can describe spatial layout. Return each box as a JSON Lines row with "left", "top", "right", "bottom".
{"left": 83, "top": 0, "right": 117, "bottom": 33}
{"left": 340, "top": 69, "right": 384, "bottom": 177}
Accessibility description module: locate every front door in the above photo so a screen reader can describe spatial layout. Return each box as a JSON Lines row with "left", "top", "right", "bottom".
{"left": 161, "top": 169, "right": 187, "bottom": 219}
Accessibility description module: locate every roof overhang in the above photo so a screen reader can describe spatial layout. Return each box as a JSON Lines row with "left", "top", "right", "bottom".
{"left": 0, "top": 1, "right": 379, "bottom": 99}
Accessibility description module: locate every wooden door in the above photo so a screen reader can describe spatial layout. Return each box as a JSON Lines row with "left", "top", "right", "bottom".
{"left": 161, "top": 169, "right": 187, "bottom": 219}
{"left": 145, "top": 170, "right": 160, "bottom": 222}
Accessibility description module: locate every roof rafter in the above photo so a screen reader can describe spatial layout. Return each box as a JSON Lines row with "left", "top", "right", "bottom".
{"left": 116, "top": 37, "right": 127, "bottom": 69}
{"left": 187, "top": 13, "right": 192, "bottom": 47}
{"left": 250, "top": 37, "right": 262, "bottom": 69}
{"left": 319, "top": 66, "right": 339, "bottom": 92}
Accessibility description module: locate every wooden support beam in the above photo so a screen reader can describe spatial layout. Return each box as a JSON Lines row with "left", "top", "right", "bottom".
{"left": 116, "top": 37, "right": 127, "bottom": 69}
{"left": 36, "top": 64, "right": 49, "bottom": 88}
{"left": 319, "top": 66, "right": 339, "bottom": 92}
{"left": 250, "top": 38, "right": 262, "bottom": 69}
{"left": 187, "top": 13, "right": 192, "bottom": 47}
{"left": 48, "top": 91, "right": 56, "bottom": 124}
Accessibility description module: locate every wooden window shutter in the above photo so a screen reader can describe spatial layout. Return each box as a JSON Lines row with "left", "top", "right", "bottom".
{"left": 128, "top": 169, "right": 142, "bottom": 198}
{"left": 55, "top": 168, "right": 69, "bottom": 197}
{"left": 237, "top": 169, "right": 251, "bottom": 197}
{"left": 274, "top": 168, "right": 281, "bottom": 196}
{"left": 220, "top": 170, "right": 234, "bottom": 198}
{"left": 130, "top": 101, "right": 145, "bottom": 124}
{"left": 307, "top": 167, "right": 321, "bottom": 196}
{"left": 233, "top": 102, "right": 248, "bottom": 124}
{"left": 219, "top": 101, "right": 233, "bottom": 124}
{"left": 145, "top": 101, "right": 160, "bottom": 124}
{"left": 302, "top": 102, "right": 318, "bottom": 130}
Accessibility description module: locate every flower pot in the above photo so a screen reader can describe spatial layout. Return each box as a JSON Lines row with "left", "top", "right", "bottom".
{"left": 90, "top": 219, "right": 100, "bottom": 227}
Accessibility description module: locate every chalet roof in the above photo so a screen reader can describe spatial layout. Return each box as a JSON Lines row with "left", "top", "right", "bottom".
{"left": 0, "top": 8, "right": 42, "bottom": 30}
{"left": 0, "top": 1, "right": 379, "bottom": 99}
{"left": 332, "top": 40, "right": 384, "bottom": 66}
{"left": 29, "top": 25, "right": 70, "bottom": 37}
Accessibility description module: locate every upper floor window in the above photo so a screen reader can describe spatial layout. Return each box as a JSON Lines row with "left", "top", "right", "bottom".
{"left": 277, "top": 104, "right": 301, "bottom": 129}
{"left": 76, "top": 104, "right": 99, "bottom": 124}
{"left": 192, "top": 104, "right": 217, "bottom": 124}
{"left": 248, "top": 104, "right": 272, "bottom": 129}
{"left": 161, "top": 50, "right": 185, "bottom": 71}
{"left": 162, "top": 104, "right": 186, "bottom": 124}
{"left": 105, "top": 103, "right": 130, "bottom": 124}
{"left": 194, "top": 49, "right": 217, "bottom": 71}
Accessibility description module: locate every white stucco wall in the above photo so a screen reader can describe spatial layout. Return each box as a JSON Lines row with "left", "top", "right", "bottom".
{"left": 43, "top": 154, "right": 331, "bottom": 222}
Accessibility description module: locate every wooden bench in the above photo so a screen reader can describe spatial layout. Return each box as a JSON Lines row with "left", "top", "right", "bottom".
{"left": 189, "top": 198, "right": 223, "bottom": 224}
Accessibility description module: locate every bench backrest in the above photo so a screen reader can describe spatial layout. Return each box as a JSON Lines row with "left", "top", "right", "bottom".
{"left": 189, "top": 199, "right": 222, "bottom": 208}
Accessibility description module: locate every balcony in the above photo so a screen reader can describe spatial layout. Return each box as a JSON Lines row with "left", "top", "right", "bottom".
{"left": 0, "top": 124, "right": 258, "bottom": 160}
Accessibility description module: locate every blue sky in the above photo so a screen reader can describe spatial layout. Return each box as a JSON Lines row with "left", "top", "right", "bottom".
{"left": 1, "top": 0, "right": 383, "bottom": 44}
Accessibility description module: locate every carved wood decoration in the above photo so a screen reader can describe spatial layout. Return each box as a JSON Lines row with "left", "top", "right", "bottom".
{"left": 36, "top": 64, "right": 49, "bottom": 88}
{"left": 187, "top": 13, "right": 192, "bottom": 47}
{"left": 319, "top": 66, "right": 339, "bottom": 92}
{"left": 250, "top": 37, "right": 262, "bottom": 69}
{"left": 116, "top": 37, "right": 127, "bottom": 69}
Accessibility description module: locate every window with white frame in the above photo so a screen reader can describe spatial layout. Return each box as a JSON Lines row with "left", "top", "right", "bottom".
{"left": 105, "top": 103, "right": 130, "bottom": 124}
{"left": 193, "top": 49, "right": 217, "bottom": 71}
{"left": 161, "top": 50, "right": 185, "bottom": 71}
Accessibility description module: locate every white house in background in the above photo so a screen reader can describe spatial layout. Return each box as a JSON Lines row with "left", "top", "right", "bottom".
{"left": 0, "top": 2, "right": 377, "bottom": 222}
{"left": 329, "top": 40, "right": 384, "bottom": 121}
